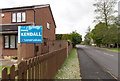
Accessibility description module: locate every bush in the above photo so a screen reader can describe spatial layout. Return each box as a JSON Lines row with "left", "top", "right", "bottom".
{"left": 71, "top": 31, "right": 82, "bottom": 47}
{"left": 67, "top": 40, "right": 71, "bottom": 46}
{"left": 12, "top": 56, "right": 18, "bottom": 60}
{"left": 56, "top": 34, "right": 62, "bottom": 40}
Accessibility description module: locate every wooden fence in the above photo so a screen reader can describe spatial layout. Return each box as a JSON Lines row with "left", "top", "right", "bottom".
{"left": 1, "top": 47, "right": 67, "bottom": 80}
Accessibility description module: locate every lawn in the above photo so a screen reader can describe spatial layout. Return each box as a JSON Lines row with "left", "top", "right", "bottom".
{"left": 55, "top": 48, "right": 81, "bottom": 79}
{"left": 98, "top": 47, "right": 120, "bottom": 52}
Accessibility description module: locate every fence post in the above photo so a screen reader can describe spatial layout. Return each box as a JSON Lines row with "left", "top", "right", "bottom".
{"left": 17, "top": 43, "right": 22, "bottom": 64}
{"left": 10, "top": 65, "right": 15, "bottom": 81}
{"left": 23, "top": 61, "right": 27, "bottom": 79}
{"left": 18, "top": 61, "right": 24, "bottom": 80}
{"left": 28, "top": 59, "right": 32, "bottom": 79}
{"left": 2, "top": 67, "right": 9, "bottom": 80}
{"left": 38, "top": 56, "right": 41, "bottom": 79}
{"left": 31, "top": 58, "right": 35, "bottom": 79}
{"left": 35, "top": 57, "right": 38, "bottom": 79}
{"left": 37, "top": 56, "right": 40, "bottom": 79}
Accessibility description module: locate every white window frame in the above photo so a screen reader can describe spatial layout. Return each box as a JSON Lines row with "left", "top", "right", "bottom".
{"left": 17, "top": 12, "right": 22, "bottom": 22}
{"left": 10, "top": 35, "right": 15, "bottom": 48}
{"left": 12, "top": 13, "right": 16, "bottom": 22}
{"left": 12, "top": 12, "right": 26, "bottom": 23}
{"left": 4, "top": 35, "right": 9, "bottom": 48}
{"left": 4, "top": 35, "right": 18, "bottom": 49}
{"left": 47, "top": 22, "right": 50, "bottom": 29}
{"left": 22, "top": 12, "right": 26, "bottom": 22}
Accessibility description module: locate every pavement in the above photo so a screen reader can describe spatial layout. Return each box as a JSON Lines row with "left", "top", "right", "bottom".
{"left": 77, "top": 45, "right": 118, "bottom": 80}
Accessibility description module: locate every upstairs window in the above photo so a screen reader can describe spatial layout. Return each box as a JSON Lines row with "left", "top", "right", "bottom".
{"left": 12, "top": 13, "right": 16, "bottom": 22}
{"left": 12, "top": 12, "right": 26, "bottom": 23}
{"left": 17, "top": 12, "right": 21, "bottom": 22}
{"left": 22, "top": 12, "right": 26, "bottom": 22}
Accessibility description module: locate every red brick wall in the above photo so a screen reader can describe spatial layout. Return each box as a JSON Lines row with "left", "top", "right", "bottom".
{"left": 68, "top": 44, "right": 73, "bottom": 54}
{"left": 1, "top": 35, "right": 17, "bottom": 56}
{"left": 0, "top": 35, "right": 2, "bottom": 57}
{"left": 35, "top": 7, "right": 56, "bottom": 40}
{"left": 48, "top": 40, "right": 73, "bottom": 56}
{"left": 16, "top": 43, "right": 42, "bottom": 60}
{"left": 48, "top": 40, "right": 68, "bottom": 52}
{"left": 26, "top": 10, "right": 34, "bottom": 23}
{"left": 0, "top": 11, "right": 1, "bottom": 22}
{"left": 1, "top": 12, "right": 11, "bottom": 24}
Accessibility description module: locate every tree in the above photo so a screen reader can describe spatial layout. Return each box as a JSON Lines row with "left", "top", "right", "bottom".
{"left": 84, "top": 26, "right": 91, "bottom": 45}
{"left": 91, "top": 22, "right": 120, "bottom": 48}
{"left": 56, "top": 34, "right": 62, "bottom": 40}
{"left": 70, "top": 31, "right": 82, "bottom": 47}
{"left": 84, "top": 33, "right": 91, "bottom": 45}
{"left": 62, "top": 34, "right": 72, "bottom": 41}
{"left": 108, "top": 24, "right": 119, "bottom": 47}
{"left": 93, "top": 0, "right": 117, "bottom": 26}
{"left": 113, "top": 16, "right": 120, "bottom": 26}
{"left": 90, "top": 22, "right": 107, "bottom": 46}
{"left": 86, "top": 26, "right": 91, "bottom": 34}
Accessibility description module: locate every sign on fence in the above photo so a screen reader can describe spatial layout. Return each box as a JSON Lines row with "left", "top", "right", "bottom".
{"left": 18, "top": 26, "right": 42, "bottom": 43}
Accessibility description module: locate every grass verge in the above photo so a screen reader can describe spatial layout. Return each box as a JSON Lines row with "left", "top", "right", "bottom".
{"left": 97, "top": 47, "right": 120, "bottom": 52}
{"left": 55, "top": 48, "right": 81, "bottom": 79}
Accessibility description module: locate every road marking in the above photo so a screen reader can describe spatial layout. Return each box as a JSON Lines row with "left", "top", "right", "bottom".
{"left": 104, "top": 53, "right": 114, "bottom": 56}
{"left": 96, "top": 50, "right": 114, "bottom": 57}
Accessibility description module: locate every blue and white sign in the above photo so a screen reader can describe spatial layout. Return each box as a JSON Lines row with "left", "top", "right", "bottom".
{"left": 18, "top": 26, "right": 42, "bottom": 43}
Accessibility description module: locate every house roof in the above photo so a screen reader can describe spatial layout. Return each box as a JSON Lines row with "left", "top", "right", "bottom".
{"left": 0, "top": 4, "right": 56, "bottom": 30}
{"left": 0, "top": 4, "right": 49, "bottom": 12}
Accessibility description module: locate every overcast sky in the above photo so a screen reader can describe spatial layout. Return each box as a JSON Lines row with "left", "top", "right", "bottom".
{"left": 0, "top": 0, "right": 119, "bottom": 40}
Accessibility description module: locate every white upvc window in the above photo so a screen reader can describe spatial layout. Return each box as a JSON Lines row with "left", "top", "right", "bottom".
{"left": 17, "top": 12, "right": 21, "bottom": 22}
{"left": 16, "top": 36, "right": 18, "bottom": 48}
{"left": 10, "top": 35, "right": 15, "bottom": 48}
{"left": 4, "top": 35, "right": 9, "bottom": 48}
{"left": 12, "top": 12, "right": 26, "bottom": 22}
{"left": 47, "top": 22, "right": 50, "bottom": 29}
{"left": 4, "top": 35, "right": 18, "bottom": 49}
{"left": 22, "top": 12, "right": 26, "bottom": 22}
{"left": 12, "top": 13, "right": 16, "bottom": 22}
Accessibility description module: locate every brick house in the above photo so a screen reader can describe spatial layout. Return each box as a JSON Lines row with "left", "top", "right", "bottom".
{"left": 0, "top": 4, "right": 56, "bottom": 59}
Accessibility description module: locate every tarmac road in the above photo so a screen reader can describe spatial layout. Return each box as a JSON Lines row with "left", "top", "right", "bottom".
{"left": 77, "top": 45, "right": 118, "bottom": 80}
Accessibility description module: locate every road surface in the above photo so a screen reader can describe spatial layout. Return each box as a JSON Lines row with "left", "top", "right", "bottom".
{"left": 77, "top": 45, "right": 118, "bottom": 80}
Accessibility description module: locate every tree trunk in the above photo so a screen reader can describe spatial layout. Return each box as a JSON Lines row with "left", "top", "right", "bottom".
{"left": 107, "top": 44, "right": 110, "bottom": 48}
{"left": 117, "top": 43, "right": 119, "bottom": 48}
{"left": 103, "top": 2, "right": 108, "bottom": 27}
{"left": 108, "top": 44, "right": 110, "bottom": 48}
